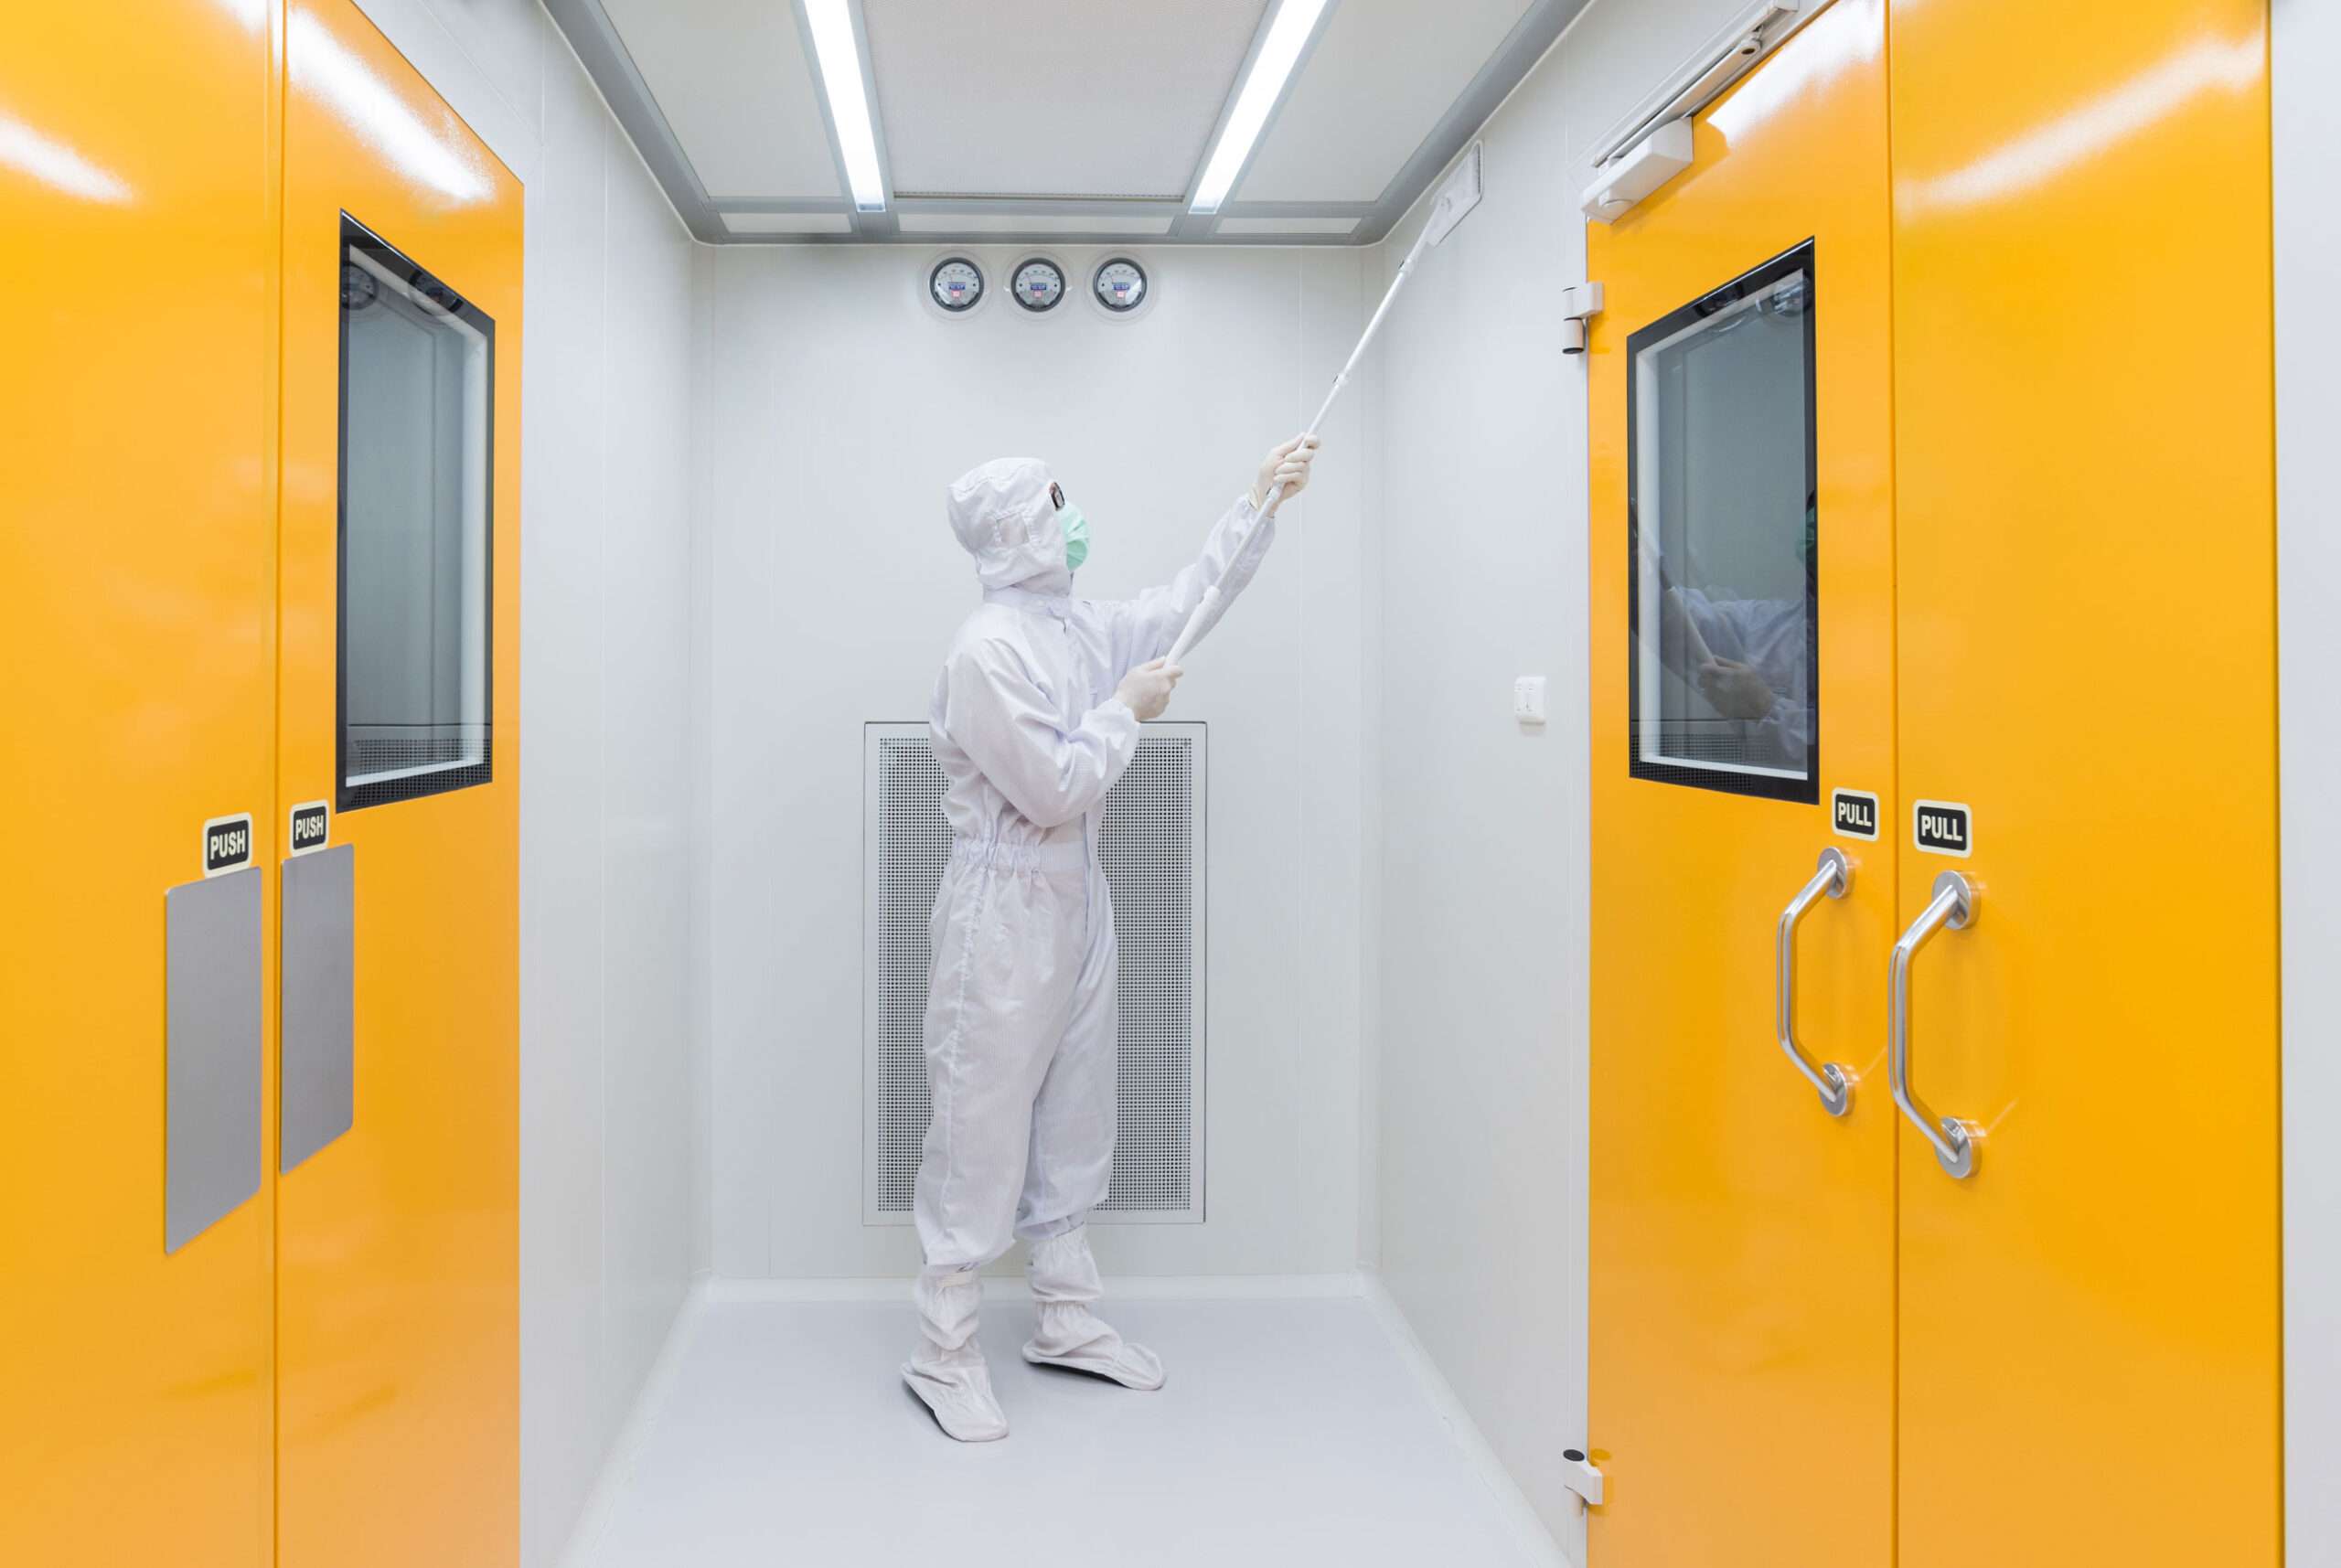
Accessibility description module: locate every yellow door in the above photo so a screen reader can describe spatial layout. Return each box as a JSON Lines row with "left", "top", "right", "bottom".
{"left": 0, "top": 2, "right": 279, "bottom": 1562}
{"left": 276, "top": 3, "right": 523, "bottom": 1562}
{"left": 1887, "top": 1, "right": 2281, "bottom": 1562}
{"left": 1586, "top": 5, "right": 1897, "bottom": 1561}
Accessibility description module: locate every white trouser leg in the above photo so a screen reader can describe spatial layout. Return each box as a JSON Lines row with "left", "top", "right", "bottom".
{"left": 1015, "top": 857, "right": 1119, "bottom": 1242}
{"left": 904, "top": 850, "right": 1085, "bottom": 1440}
{"left": 914, "top": 854, "right": 1085, "bottom": 1269}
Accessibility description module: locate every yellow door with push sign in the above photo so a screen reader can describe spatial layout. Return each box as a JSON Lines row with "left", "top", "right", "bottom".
{"left": 0, "top": 2, "right": 281, "bottom": 1562}
{"left": 275, "top": 3, "right": 523, "bottom": 1563}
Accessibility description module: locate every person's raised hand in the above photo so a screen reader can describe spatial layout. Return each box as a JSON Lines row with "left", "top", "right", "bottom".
{"left": 1251, "top": 433, "right": 1321, "bottom": 510}
{"left": 1116, "top": 658, "right": 1183, "bottom": 721}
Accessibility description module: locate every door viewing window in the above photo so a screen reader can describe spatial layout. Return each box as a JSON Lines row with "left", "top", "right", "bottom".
{"left": 337, "top": 214, "right": 493, "bottom": 809}
{"left": 1628, "top": 240, "right": 1818, "bottom": 802}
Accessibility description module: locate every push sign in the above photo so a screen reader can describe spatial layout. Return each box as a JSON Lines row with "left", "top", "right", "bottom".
{"left": 202, "top": 812, "right": 254, "bottom": 877}
{"left": 288, "top": 800, "right": 331, "bottom": 858}
{"left": 1913, "top": 799, "right": 1973, "bottom": 858}
{"left": 1831, "top": 789, "right": 1880, "bottom": 841}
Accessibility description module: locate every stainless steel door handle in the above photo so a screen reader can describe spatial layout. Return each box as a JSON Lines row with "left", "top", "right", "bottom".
{"left": 1777, "top": 848, "right": 1855, "bottom": 1116}
{"left": 1889, "top": 869, "right": 1979, "bottom": 1178}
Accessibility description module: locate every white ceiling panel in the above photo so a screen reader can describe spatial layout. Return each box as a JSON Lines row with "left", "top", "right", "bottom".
{"left": 896, "top": 214, "right": 1178, "bottom": 235}
{"left": 866, "top": 0, "right": 1268, "bottom": 198}
{"left": 722, "top": 212, "right": 857, "bottom": 234}
{"left": 601, "top": 0, "right": 841, "bottom": 201}
{"left": 1236, "top": 0, "right": 1532, "bottom": 203}
{"left": 1213, "top": 216, "right": 1360, "bottom": 234}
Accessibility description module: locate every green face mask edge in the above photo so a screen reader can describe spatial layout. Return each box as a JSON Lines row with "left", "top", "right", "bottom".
{"left": 1059, "top": 502, "right": 1089, "bottom": 572}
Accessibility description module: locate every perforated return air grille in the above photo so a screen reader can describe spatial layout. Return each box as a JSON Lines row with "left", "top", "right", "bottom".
{"left": 863, "top": 723, "right": 1205, "bottom": 1224}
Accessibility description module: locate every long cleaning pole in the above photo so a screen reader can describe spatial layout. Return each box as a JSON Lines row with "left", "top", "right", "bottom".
{"left": 1164, "top": 216, "right": 1447, "bottom": 667}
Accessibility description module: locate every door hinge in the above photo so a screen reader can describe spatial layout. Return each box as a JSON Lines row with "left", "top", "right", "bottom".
{"left": 1563, "top": 1447, "right": 1605, "bottom": 1507}
{"left": 1558, "top": 282, "right": 1604, "bottom": 355}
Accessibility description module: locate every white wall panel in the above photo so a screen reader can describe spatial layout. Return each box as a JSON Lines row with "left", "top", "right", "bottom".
{"left": 1366, "top": 0, "right": 1771, "bottom": 1558}
{"left": 694, "top": 242, "right": 1371, "bottom": 1281}
{"left": 348, "top": 5, "right": 701, "bottom": 1566}
{"left": 517, "top": 19, "right": 614, "bottom": 1563}
{"left": 595, "top": 97, "right": 699, "bottom": 1421}
{"left": 2278, "top": 0, "right": 2341, "bottom": 1557}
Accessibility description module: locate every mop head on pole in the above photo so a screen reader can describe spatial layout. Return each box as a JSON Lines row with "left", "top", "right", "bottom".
{"left": 1422, "top": 141, "right": 1483, "bottom": 248}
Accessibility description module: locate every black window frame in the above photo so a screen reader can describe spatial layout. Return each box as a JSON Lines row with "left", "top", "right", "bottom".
{"left": 1625, "top": 237, "right": 1821, "bottom": 805}
{"left": 335, "top": 211, "right": 497, "bottom": 813}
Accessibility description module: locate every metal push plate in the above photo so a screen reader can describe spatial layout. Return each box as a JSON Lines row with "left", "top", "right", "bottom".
{"left": 166, "top": 869, "right": 263, "bottom": 1252}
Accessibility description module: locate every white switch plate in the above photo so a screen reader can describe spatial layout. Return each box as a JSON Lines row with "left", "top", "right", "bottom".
{"left": 1513, "top": 676, "right": 1548, "bottom": 725}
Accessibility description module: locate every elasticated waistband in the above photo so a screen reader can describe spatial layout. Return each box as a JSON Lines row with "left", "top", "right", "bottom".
{"left": 948, "top": 836, "right": 1087, "bottom": 872}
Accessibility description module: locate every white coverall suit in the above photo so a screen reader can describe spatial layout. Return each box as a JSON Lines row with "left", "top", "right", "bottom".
{"left": 904, "top": 456, "right": 1275, "bottom": 1437}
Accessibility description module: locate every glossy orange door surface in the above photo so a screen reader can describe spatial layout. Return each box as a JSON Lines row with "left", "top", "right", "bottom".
{"left": 1887, "top": 2, "right": 2281, "bottom": 1563}
{"left": 276, "top": 4, "right": 522, "bottom": 1563}
{"left": 0, "top": 3, "right": 280, "bottom": 1563}
{"left": 1586, "top": 5, "right": 1898, "bottom": 1562}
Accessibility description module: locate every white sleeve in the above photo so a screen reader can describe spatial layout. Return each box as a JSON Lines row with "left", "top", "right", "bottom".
{"left": 1105, "top": 494, "right": 1276, "bottom": 668}
{"left": 942, "top": 642, "right": 1141, "bottom": 829}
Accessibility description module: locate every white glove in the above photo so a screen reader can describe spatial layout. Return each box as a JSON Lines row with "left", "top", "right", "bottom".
{"left": 1115, "top": 658, "right": 1183, "bottom": 721}
{"left": 1250, "top": 433, "right": 1320, "bottom": 510}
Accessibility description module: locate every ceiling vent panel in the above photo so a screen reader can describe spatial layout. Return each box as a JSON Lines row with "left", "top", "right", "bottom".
{"left": 1214, "top": 216, "right": 1360, "bottom": 234}
{"left": 1235, "top": 0, "right": 1530, "bottom": 203}
{"left": 721, "top": 212, "right": 856, "bottom": 235}
{"left": 865, "top": 0, "right": 1268, "bottom": 199}
{"left": 601, "top": 0, "right": 842, "bottom": 201}
{"left": 895, "top": 213, "right": 1178, "bottom": 236}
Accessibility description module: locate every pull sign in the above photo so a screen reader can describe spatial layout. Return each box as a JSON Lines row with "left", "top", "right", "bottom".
{"left": 203, "top": 812, "right": 254, "bottom": 877}
{"left": 1913, "top": 799, "right": 1973, "bottom": 858}
{"left": 1831, "top": 788, "right": 1880, "bottom": 840}
{"left": 288, "top": 800, "right": 331, "bottom": 858}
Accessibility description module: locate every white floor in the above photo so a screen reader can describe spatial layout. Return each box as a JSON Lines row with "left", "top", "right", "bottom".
{"left": 565, "top": 1282, "right": 1562, "bottom": 1567}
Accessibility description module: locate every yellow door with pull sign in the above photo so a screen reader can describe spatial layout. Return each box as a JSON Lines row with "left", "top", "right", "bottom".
{"left": 1887, "top": 0, "right": 2282, "bottom": 1562}
{"left": 1587, "top": 5, "right": 1898, "bottom": 1562}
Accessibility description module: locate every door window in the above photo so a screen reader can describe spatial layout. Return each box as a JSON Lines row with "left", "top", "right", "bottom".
{"left": 337, "top": 214, "right": 493, "bottom": 809}
{"left": 1628, "top": 240, "right": 1818, "bottom": 801}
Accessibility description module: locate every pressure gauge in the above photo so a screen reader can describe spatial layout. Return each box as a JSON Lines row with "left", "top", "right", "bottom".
{"left": 1011, "top": 256, "right": 1067, "bottom": 314}
{"left": 1090, "top": 256, "right": 1151, "bottom": 317}
{"left": 925, "top": 254, "right": 986, "bottom": 316}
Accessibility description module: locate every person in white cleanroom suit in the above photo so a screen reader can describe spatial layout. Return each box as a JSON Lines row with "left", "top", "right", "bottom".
{"left": 904, "top": 435, "right": 1319, "bottom": 1442}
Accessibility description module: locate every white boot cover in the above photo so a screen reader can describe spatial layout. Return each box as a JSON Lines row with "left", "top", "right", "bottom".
{"left": 903, "top": 1268, "right": 1010, "bottom": 1441}
{"left": 1021, "top": 1228, "right": 1165, "bottom": 1391}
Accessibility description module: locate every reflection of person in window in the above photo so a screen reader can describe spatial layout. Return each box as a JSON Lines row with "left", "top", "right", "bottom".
{"left": 1656, "top": 506, "right": 1813, "bottom": 769}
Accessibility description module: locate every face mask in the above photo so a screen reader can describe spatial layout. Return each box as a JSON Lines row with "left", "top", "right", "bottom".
{"left": 1059, "top": 502, "right": 1090, "bottom": 572}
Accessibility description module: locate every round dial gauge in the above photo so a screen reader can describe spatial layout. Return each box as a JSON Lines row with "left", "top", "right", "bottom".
{"left": 1012, "top": 258, "right": 1066, "bottom": 312}
{"left": 1093, "top": 258, "right": 1149, "bottom": 314}
{"left": 928, "top": 257, "right": 984, "bottom": 313}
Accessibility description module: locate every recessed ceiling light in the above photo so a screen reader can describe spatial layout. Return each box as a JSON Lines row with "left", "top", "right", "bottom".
{"left": 804, "top": 0, "right": 887, "bottom": 213}
{"left": 1188, "top": 0, "right": 1328, "bottom": 216}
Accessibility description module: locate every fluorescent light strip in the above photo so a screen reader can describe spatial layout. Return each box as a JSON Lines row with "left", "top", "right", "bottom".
{"left": 804, "top": 0, "right": 886, "bottom": 213}
{"left": 1188, "top": 0, "right": 1328, "bottom": 215}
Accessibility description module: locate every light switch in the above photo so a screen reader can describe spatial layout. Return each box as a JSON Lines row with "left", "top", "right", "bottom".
{"left": 1513, "top": 675, "right": 1548, "bottom": 725}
